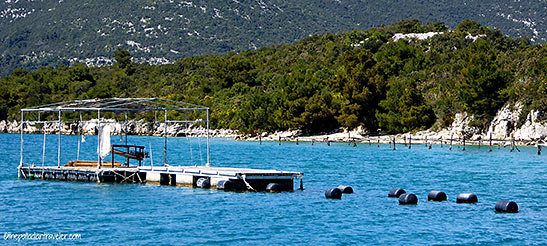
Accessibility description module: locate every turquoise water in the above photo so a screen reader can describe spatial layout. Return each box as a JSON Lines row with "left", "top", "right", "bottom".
{"left": 1, "top": 133, "right": 546, "bottom": 245}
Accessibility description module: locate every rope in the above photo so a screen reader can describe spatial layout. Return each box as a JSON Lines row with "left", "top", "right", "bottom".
{"left": 112, "top": 170, "right": 138, "bottom": 183}
{"left": 241, "top": 174, "right": 256, "bottom": 191}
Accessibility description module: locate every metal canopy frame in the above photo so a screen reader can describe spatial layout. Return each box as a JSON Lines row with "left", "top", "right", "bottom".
{"left": 21, "top": 98, "right": 208, "bottom": 112}
{"left": 19, "top": 98, "right": 211, "bottom": 170}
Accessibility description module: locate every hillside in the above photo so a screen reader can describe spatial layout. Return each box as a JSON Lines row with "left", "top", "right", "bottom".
{"left": 1, "top": 20, "right": 545, "bottom": 135}
{"left": 1, "top": 0, "right": 545, "bottom": 76}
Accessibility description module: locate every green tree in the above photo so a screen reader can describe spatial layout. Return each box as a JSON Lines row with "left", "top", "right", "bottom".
{"left": 456, "top": 39, "right": 512, "bottom": 121}
{"left": 377, "top": 77, "right": 435, "bottom": 133}
{"left": 331, "top": 48, "right": 381, "bottom": 129}
{"left": 114, "top": 48, "right": 131, "bottom": 69}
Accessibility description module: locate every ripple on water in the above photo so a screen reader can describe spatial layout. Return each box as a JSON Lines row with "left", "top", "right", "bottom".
{"left": 0, "top": 134, "right": 545, "bottom": 245}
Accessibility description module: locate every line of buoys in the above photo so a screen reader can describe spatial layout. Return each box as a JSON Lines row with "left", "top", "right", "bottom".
{"left": 217, "top": 180, "right": 234, "bottom": 190}
{"left": 325, "top": 188, "right": 342, "bottom": 199}
{"left": 495, "top": 200, "right": 519, "bottom": 213}
{"left": 456, "top": 193, "right": 478, "bottom": 203}
{"left": 390, "top": 190, "right": 518, "bottom": 212}
{"left": 388, "top": 188, "right": 406, "bottom": 198}
{"left": 337, "top": 185, "right": 354, "bottom": 194}
{"left": 321, "top": 187, "right": 519, "bottom": 213}
{"left": 325, "top": 185, "right": 354, "bottom": 199}
{"left": 318, "top": 185, "right": 520, "bottom": 214}
{"left": 399, "top": 193, "right": 418, "bottom": 205}
{"left": 266, "top": 183, "right": 282, "bottom": 193}
{"left": 428, "top": 191, "right": 447, "bottom": 201}
{"left": 196, "top": 177, "right": 210, "bottom": 188}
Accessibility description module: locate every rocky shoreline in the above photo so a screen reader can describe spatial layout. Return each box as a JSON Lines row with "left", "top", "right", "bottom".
{"left": 243, "top": 104, "right": 547, "bottom": 146}
{"left": 0, "top": 119, "right": 240, "bottom": 138}
{"left": 2, "top": 103, "right": 546, "bottom": 146}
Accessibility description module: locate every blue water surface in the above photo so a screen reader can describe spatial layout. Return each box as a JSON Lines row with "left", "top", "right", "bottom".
{"left": 0, "top": 133, "right": 546, "bottom": 245}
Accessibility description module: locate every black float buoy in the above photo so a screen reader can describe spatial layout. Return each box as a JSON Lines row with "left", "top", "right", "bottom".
{"left": 266, "top": 183, "right": 282, "bottom": 193}
{"left": 337, "top": 185, "right": 354, "bottom": 194}
{"left": 398, "top": 193, "right": 418, "bottom": 205}
{"left": 428, "top": 191, "right": 447, "bottom": 202}
{"left": 325, "top": 188, "right": 342, "bottom": 199}
{"left": 217, "top": 180, "right": 234, "bottom": 190}
{"left": 196, "top": 178, "right": 210, "bottom": 188}
{"left": 495, "top": 200, "right": 518, "bottom": 213}
{"left": 388, "top": 188, "right": 406, "bottom": 198}
{"left": 456, "top": 193, "right": 478, "bottom": 203}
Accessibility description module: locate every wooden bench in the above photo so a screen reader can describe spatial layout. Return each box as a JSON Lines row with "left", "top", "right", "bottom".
{"left": 65, "top": 160, "right": 122, "bottom": 167}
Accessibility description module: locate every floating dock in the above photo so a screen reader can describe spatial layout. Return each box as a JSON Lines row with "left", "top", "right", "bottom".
{"left": 17, "top": 98, "right": 304, "bottom": 192}
{"left": 19, "top": 165, "right": 142, "bottom": 183}
{"left": 18, "top": 165, "right": 303, "bottom": 191}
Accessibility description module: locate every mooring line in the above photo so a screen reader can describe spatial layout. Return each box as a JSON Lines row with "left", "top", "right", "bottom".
{"left": 241, "top": 174, "right": 255, "bottom": 191}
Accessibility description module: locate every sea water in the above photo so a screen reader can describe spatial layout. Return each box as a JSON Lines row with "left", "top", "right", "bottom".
{"left": 0, "top": 133, "right": 546, "bottom": 245}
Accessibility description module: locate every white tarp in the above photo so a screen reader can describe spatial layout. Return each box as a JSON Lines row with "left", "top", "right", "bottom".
{"left": 97, "top": 125, "right": 111, "bottom": 159}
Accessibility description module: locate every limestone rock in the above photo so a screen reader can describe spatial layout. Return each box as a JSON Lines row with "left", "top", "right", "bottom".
{"left": 515, "top": 110, "right": 547, "bottom": 141}
{"left": 487, "top": 103, "right": 522, "bottom": 139}
{"left": 0, "top": 120, "right": 6, "bottom": 133}
{"left": 450, "top": 112, "right": 479, "bottom": 138}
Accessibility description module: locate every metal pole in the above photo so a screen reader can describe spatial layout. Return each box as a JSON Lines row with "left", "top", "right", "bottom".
{"left": 124, "top": 112, "right": 128, "bottom": 145}
{"left": 57, "top": 110, "right": 61, "bottom": 168}
{"left": 42, "top": 125, "right": 46, "bottom": 167}
{"left": 19, "top": 111, "right": 23, "bottom": 167}
{"left": 150, "top": 132, "right": 154, "bottom": 170}
{"left": 206, "top": 108, "right": 210, "bottom": 166}
{"left": 77, "top": 113, "right": 82, "bottom": 160}
{"left": 152, "top": 112, "right": 157, "bottom": 171}
{"left": 97, "top": 110, "right": 101, "bottom": 169}
{"left": 163, "top": 110, "right": 168, "bottom": 166}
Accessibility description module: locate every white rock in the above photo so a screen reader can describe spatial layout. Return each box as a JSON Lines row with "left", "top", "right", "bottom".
{"left": 392, "top": 32, "right": 443, "bottom": 42}
{"left": 0, "top": 120, "right": 6, "bottom": 132}
{"left": 515, "top": 110, "right": 547, "bottom": 141}
{"left": 487, "top": 103, "right": 522, "bottom": 139}
{"left": 450, "top": 112, "right": 479, "bottom": 138}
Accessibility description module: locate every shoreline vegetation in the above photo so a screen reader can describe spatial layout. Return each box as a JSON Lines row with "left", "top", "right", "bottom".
{"left": 1, "top": 20, "right": 546, "bottom": 142}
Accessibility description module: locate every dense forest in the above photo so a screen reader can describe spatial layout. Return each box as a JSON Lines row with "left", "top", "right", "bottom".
{"left": 1, "top": 0, "right": 545, "bottom": 76}
{"left": 0, "top": 20, "right": 545, "bottom": 134}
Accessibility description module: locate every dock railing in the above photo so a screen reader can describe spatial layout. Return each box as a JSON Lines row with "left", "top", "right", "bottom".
{"left": 19, "top": 98, "right": 211, "bottom": 172}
